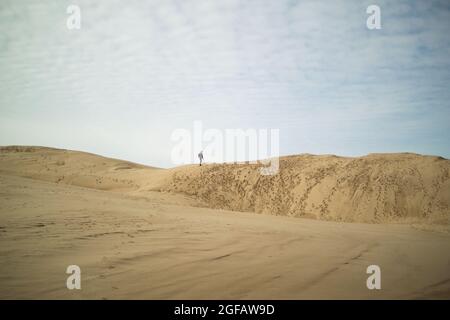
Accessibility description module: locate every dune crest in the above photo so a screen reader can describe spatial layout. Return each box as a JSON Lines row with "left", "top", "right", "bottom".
{"left": 159, "top": 153, "right": 450, "bottom": 224}
{"left": 1, "top": 146, "right": 449, "bottom": 224}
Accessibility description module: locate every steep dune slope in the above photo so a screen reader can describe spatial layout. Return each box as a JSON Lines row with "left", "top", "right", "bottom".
{"left": 1, "top": 146, "right": 449, "bottom": 224}
{"left": 158, "top": 154, "right": 450, "bottom": 224}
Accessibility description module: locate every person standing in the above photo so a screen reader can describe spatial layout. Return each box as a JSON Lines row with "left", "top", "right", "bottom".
{"left": 198, "top": 151, "right": 204, "bottom": 166}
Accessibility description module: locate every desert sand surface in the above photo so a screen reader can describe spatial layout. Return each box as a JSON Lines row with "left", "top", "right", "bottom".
{"left": 0, "top": 146, "right": 450, "bottom": 299}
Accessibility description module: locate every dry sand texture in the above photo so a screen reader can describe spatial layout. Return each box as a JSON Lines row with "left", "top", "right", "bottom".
{"left": 0, "top": 146, "right": 449, "bottom": 299}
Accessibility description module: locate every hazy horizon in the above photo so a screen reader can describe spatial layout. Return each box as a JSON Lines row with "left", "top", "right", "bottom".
{"left": 1, "top": 0, "right": 449, "bottom": 168}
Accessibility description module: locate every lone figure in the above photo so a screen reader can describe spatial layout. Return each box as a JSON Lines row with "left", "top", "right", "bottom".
{"left": 198, "top": 151, "right": 204, "bottom": 166}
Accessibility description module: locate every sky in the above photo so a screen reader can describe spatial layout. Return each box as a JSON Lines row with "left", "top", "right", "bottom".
{"left": 0, "top": 0, "right": 449, "bottom": 167}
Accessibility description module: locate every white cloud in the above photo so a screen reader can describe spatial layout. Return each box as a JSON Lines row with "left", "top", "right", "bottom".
{"left": 0, "top": 0, "right": 449, "bottom": 165}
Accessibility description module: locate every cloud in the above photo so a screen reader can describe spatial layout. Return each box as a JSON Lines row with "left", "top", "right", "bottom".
{"left": 0, "top": 0, "right": 449, "bottom": 166}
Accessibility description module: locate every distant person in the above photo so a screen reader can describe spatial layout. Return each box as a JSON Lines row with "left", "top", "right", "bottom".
{"left": 198, "top": 151, "right": 204, "bottom": 166}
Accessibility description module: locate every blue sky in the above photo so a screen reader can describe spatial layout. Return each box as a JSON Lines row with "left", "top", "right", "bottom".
{"left": 0, "top": 0, "right": 449, "bottom": 167}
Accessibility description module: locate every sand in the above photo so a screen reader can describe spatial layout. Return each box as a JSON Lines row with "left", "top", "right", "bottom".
{"left": 0, "top": 146, "right": 449, "bottom": 299}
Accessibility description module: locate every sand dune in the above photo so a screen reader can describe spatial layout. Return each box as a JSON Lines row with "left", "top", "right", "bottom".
{"left": 2, "top": 146, "right": 449, "bottom": 224}
{"left": 159, "top": 153, "right": 450, "bottom": 224}
{"left": 1, "top": 146, "right": 450, "bottom": 299}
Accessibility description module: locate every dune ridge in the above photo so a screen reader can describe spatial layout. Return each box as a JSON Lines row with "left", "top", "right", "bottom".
{"left": 160, "top": 153, "right": 450, "bottom": 224}
{"left": 1, "top": 145, "right": 449, "bottom": 224}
